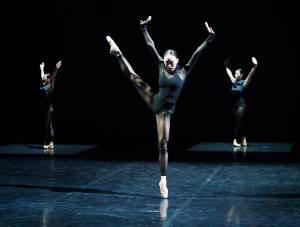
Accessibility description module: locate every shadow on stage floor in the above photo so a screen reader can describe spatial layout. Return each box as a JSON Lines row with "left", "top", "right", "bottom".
{"left": 0, "top": 142, "right": 297, "bottom": 162}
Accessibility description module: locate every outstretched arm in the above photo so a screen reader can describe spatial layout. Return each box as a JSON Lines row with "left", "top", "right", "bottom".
{"left": 244, "top": 57, "right": 258, "bottom": 88}
{"left": 140, "top": 16, "right": 163, "bottom": 62}
{"left": 185, "top": 22, "right": 215, "bottom": 73}
{"left": 224, "top": 58, "right": 236, "bottom": 83}
{"left": 49, "top": 61, "right": 62, "bottom": 92}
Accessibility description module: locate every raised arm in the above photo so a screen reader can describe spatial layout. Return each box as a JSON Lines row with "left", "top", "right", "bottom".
{"left": 40, "top": 62, "right": 46, "bottom": 80}
{"left": 243, "top": 57, "right": 258, "bottom": 88}
{"left": 224, "top": 58, "right": 236, "bottom": 83}
{"left": 185, "top": 22, "right": 215, "bottom": 73}
{"left": 49, "top": 61, "right": 62, "bottom": 92}
{"left": 140, "top": 16, "right": 163, "bottom": 62}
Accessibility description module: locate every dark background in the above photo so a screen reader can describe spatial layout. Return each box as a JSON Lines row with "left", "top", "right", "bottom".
{"left": 2, "top": 1, "right": 298, "bottom": 155}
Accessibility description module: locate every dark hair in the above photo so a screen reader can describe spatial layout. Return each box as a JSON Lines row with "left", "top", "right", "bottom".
{"left": 235, "top": 68, "right": 243, "bottom": 74}
{"left": 163, "top": 49, "right": 178, "bottom": 58}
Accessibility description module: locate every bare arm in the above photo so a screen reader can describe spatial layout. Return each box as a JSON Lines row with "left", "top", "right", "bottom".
{"left": 40, "top": 62, "right": 45, "bottom": 80}
{"left": 185, "top": 22, "right": 215, "bottom": 73}
{"left": 140, "top": 16, "right": 163, "bottom": 62}
{"left": 224, "top": 58, "right": 236, "bottom": 83}
{"left": 244, "top": 57, "right": 258, "bottom": 88}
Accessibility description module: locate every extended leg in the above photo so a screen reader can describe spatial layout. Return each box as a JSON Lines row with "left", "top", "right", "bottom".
{"left": 106, "top": 36, "right": 154, "bottom": 110}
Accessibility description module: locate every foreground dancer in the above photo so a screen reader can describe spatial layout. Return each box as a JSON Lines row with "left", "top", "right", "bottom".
{"left": 40, "top": 61, "right": 62, "bottom": 149}
{"left": 224, "top": 57, "right": 258, "bottom": 147}
{"left": 106, "top": 16, "right": 215, "bottom": 198}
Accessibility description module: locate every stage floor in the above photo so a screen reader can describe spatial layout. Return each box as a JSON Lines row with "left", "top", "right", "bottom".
{"left": 0, "top": 144, "right": 99, "bottom": 156}
{"left": 0, "top": 144, "right": 300, "bottom": 226}
{"left": 0, "top": 143, "right": 293, "bottom": 157}
{"left": 188, "top": 142, "right": 293, "bottom": 153}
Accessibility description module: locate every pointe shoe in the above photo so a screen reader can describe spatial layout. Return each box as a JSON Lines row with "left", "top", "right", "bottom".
{"left": 106, "top": 36, "right": 122, "bottom": 56}
{"left": 233, "top": 139, "right": 241, "bottom": 147}
{"left": 159, "top": 180, "right": 168, "bottom": 199}
{"left": 241, "top": 138, "right": 247, "bottom": 146}
{"left": 43, "top": 142, "right": 54, "bottom": 149}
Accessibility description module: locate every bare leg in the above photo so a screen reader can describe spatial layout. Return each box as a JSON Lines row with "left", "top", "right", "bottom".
{"left": 156, "top": 112, "right": 171, "bottom": 198}
{"left": 106, "top": 36, "right": 154, "bottom": 109}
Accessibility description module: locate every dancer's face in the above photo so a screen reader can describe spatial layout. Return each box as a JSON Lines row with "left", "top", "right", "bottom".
{"left": 163, "top": 51, "right": 179, "bottom": 73}
{"left": 42, "top": 73, "right": 50, "bottom": 83}
{"left": 234, "top": 69, "right": 243, "bottom": 80}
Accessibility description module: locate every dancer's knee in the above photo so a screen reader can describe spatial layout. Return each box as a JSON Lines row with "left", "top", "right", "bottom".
{"left": 158, "top": 140, "right": 168, "bottom": 154}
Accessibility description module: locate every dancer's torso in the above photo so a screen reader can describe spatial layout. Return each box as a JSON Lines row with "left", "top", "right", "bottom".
{"left": 153, "top": 63, "right": 185, "bottom": 114}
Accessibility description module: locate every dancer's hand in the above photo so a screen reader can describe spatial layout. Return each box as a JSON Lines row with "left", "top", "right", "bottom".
{"left": 205, "top": 21, "right": 214, "bottom": 34}
{"left": 56, "top": 61, "right": 62, "bottom": 69}
{"left": 40, "top": 62, "right": 45, "bottom": 70}
{"left": 140, "top": 16, "right": 152, "bottom": 26}
{"left": 252, "top": 57, "right": 257, "bottom": 65}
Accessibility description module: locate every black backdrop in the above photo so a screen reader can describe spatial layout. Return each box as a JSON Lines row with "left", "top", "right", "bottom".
{"left": 2, "top": 1, "right": 298, "bottom": 154}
